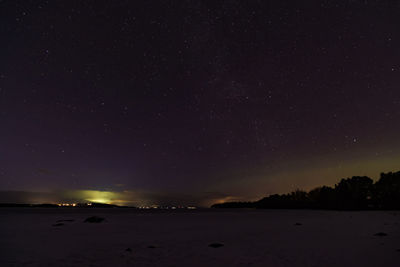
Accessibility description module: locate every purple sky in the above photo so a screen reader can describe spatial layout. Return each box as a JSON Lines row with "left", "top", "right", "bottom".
{"left": 1, "top": 1, "right": 400, "bottom": 206}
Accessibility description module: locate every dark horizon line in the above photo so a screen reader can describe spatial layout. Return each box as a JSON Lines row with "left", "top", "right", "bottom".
{"left": 0, "top": 203, "right": 123, "bottom": 208}
{"left": 212, "top": 170, "right": 400, "bottom": 210}
{"left": 0, "top": 203, "right": 203, "bottom": 209}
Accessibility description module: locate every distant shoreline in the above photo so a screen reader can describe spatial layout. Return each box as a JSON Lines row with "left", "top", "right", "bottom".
{"left": 0, "top": 203, "right": 200, "bottom": 210}
{"left": 212, "top": 171, "right": 400, "bottom": 210}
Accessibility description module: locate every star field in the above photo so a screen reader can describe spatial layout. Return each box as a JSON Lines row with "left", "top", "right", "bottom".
{"left": 1, "top": 0, "right": 400, "bottom": 206}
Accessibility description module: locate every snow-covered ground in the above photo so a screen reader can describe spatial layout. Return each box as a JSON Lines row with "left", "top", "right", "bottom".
{"left": 0, "top": 208, "right": 399, "bottom": 266}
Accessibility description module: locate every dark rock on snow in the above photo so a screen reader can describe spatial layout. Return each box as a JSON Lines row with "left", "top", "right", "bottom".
{"left": 374, "top": 232, "right": 388, "bottom": 237}
{"left": 208, "top": 243, "right": 224, "bottom": 248}
{"left": 84, "top": 216, "right": 105, "bottom": 223}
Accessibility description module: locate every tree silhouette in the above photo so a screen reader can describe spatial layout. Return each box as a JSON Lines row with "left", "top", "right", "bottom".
{"left": 334, "top": 176, "right": 373, "bottom": 210}
{"left": 373, "top": 171, "right": 400, "bottom": 209}
{"left": 308, "top": 186, "right": 336, "bottom": 209}
{"left": 212, "top": 171, "right": 400, "bottom": 210}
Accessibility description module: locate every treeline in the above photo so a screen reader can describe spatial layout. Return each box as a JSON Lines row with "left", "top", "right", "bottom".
{"left": 212, "top": 171, "right": 400, "bottom": 210}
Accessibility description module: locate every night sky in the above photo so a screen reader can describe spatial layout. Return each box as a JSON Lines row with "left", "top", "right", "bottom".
{"left": 1, "top": 0, "right": 400, "bottom": 206}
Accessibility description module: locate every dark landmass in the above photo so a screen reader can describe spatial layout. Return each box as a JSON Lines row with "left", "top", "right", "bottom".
{"left": 0, "top": 203, "right": 130, "bottom": 208}
{"left": 0, "top": 203, "right": 60, "bottom": 208}
{"left": 212, "top": 171, "right": 400, "bottom": 210}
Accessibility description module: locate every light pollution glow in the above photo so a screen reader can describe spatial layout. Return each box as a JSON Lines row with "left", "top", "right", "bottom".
{"left": 0, "top": 152, "right": 399, "bottom": 207}
{"left": 67, "top": 190, "right": 120, "bottom": 204}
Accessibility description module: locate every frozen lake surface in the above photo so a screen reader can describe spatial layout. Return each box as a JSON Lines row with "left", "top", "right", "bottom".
{"left": 1, "top": 208, "right": 399, "bottom": 266}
